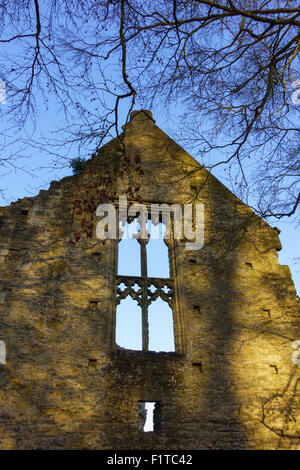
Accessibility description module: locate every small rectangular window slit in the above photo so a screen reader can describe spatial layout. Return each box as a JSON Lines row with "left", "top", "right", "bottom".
{"left": 193, "top": 306, "right": 201, "bottom": 314}
{"left": 192, "top": 361, "right": 203, "bottom": 372}
{"left": 138, "top": 401, "right": 161, "bottom": 432}
{"left": 91, "top": 252, "right": 101, "bottom": 262}
{"left": 89, "top": 300, "right": 98, "bottom": 309}
{"left": 88, "top": 359, "right": 98, "bottom": 368}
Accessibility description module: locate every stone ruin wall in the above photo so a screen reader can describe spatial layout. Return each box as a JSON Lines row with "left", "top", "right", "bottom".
{"left": 0, "top": 111, "right": 299, "bottom": 449}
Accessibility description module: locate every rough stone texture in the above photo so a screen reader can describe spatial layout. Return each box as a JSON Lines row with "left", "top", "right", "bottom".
{"left": 0, "top": 110, "right": 299, "bottom": 450}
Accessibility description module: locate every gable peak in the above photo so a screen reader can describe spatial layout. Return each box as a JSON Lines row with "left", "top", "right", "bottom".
{"left": 122, "top": 109, "right": 156, "bottom": 132}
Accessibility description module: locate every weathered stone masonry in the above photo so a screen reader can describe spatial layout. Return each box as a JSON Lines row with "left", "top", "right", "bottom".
{"left": 0, "top": 110, "right": 299, "bottom": 449}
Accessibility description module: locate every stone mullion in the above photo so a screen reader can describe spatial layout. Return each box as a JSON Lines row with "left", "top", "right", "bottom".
{"left": 140, "top": 240, "right": 149, "bottom": 352}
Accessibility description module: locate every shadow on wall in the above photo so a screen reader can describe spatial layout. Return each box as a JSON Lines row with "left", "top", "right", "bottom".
{"left": 185, "top": 188, "right": 300, "bottom": 449}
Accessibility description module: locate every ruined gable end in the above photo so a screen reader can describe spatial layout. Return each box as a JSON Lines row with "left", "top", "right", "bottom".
{"left": 0, "top": 110, "right": 299, "bottom": 450}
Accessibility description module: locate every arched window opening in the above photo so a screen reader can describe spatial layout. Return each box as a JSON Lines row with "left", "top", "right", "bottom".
{"left": 115, "top": 297, "right": 142, "bottom": 350}
{"left": 146, "top": 222, "right": 169, "bottom": 278}
{"left": 148, "top": 298, "right": 175, "bottom": 352}
{"left": 118, "top": 218, "right": 140, "bottom": 276}
{"left": 115, "top": 215, "right": 176, "bottom": 353}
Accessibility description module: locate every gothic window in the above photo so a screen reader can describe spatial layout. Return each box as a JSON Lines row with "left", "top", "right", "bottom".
{"left": 115, "top": 218, "right": 177, "bottom": 352}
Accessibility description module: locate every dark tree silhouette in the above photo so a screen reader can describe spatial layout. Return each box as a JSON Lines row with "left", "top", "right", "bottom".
{"left": 0, "top": 1, "right": 299, "bottom": 220}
